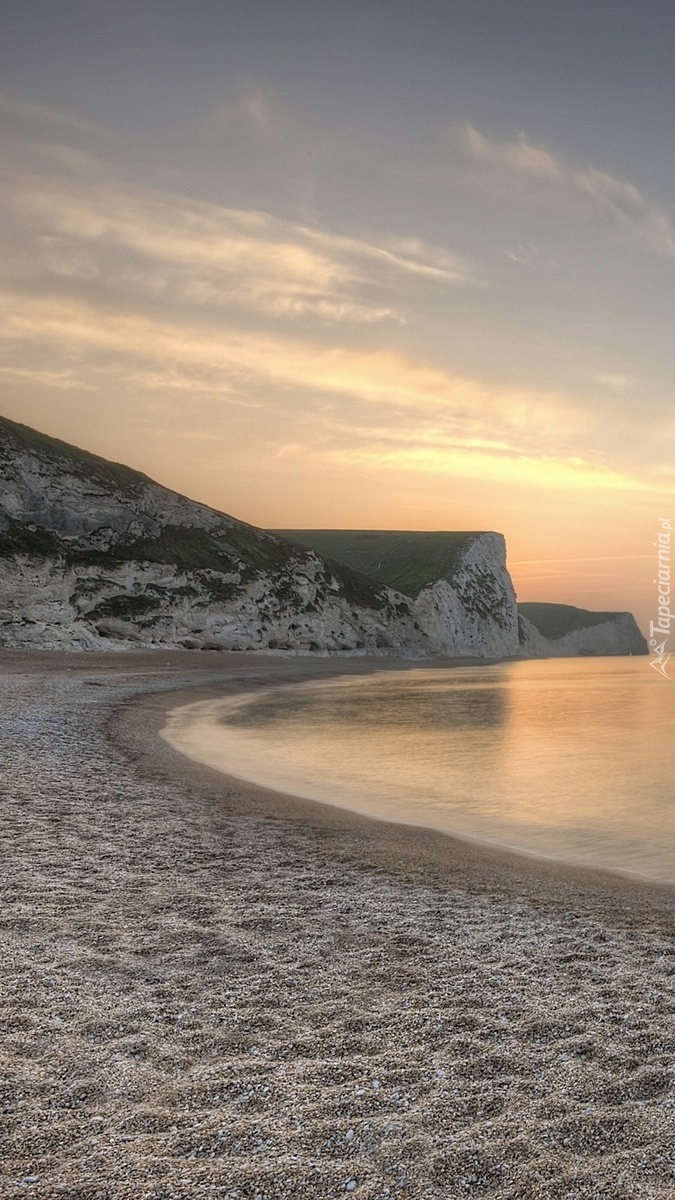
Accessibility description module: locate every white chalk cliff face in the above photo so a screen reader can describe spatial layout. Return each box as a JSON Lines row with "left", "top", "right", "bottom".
{"left": 0, "top": 417, "right": 647, "bottom": 658}
{"left": 517, "top": 612, "right": 647, "bottom": 658}
{"left": 412, "top": 533, "right": 520, "bottom": 658}
{"left": 0, "top": 418, "right": 435, "bottom": 655}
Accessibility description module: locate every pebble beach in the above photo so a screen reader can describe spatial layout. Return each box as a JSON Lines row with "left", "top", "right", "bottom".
{"left": 2, "top": 650, "right": 675, "bottom": 1200}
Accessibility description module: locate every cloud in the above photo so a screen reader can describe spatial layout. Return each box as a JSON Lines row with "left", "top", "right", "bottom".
{"left": 240, "top": 88, "right": 276, "bottom": 134}
{"left": 302, "top": 228, "right": 470, "bottom": 286}
{"left": 0, "top": 286, "right": 597, "bottom": 467}
{"left": 499, "top": 242, "right": 558, "bottom": 269}
{"left": 461, "top": 124, "right": 562, "bottom": 183}
{"left": 1, "top": 112, "right": 672, "bottom": 511}
{"left": 320, "top": 444, "right": 645, "bottom": 493}
{"left": 279, "top": 403, "right": 656, "bottom": 494}
{"left": 595, "top": 372, "right": 637, "bottom": 390}
{"left": 0, "top": 364, "right": 97, "bottom": 391}
{"left": 459, "top": 123, "right": 675, "bottom": 258}
{"left": 0, "top": 156, "right": 473, "bottom": 329}
{"left": 1, "top": 271, "right": 671, "bottom": 502}
{"left": 510, "top": 554, "right": 652, "bottom": 565}
{"left": 209, "top": 87, "right": 281, "bottom": 137}
{"left": 0, "top": 94, "right": 113, "bottom": 140}
{"left": 501, "top": 243, "right": 539, "bottom": 265}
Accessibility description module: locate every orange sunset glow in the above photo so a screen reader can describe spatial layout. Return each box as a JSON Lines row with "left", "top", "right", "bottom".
{"left": 1, "top": 5, "right": 674, "bottom": 634}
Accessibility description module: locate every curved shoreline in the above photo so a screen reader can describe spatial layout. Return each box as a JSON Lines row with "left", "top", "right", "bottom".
{"left": 106, "top": 650, "right": 675, "bottom": 931}
{"left": 158, "top": 669, "right": 675, "bottom": 895}
{"left": 3, "top": 647, "right": 675, "bottom": 1197}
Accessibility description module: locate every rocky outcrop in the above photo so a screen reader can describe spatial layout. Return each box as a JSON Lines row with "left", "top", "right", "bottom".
{"left": 411, "top": 533, "right": 520, "bottom": 657}
{"left": 0, "top": 416, "right": 647, "bottom": 658}
{"left": 0, "top": 417, "right": 428, "bottom": 655}
{"left": 0, "top": 550, "right": 426, "bottom": 654}
{"left": 277, "top": 531, "right": 648, "bottom": 659}
{"left": 518, "top": 608, "right": 647, "bottom": 658}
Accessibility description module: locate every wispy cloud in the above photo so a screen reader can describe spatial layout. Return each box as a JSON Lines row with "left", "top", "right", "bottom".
{"left": 0, "top": 94, "right": 113, "bottom": 140}
{"left": 500, "top": 242, "right": 540, "bottom": 265}
{"left": 209, "top": 86, "right": 281, "bottom": 137}
{"left": 510, "top": 554, "right": 652, "bottom": 565}
{"left": 1, "top": 238, "right": 672, "bottom": 505}
{"left": 0, "top": 157, "right": 473, "bottom": 328}
{"left": 1, "top": 108, "right": 673, "bottom": 520}
{"left": 595, "top": 372, "right": 637, "bottom": 390}
{"left": 303, "top": 228, "right": 470, "bottom": 285}
{"left": 282, "top": 407, "right": 657, "bottom": 494}
{"left": 459, "top": 123, "right": 675, "bottom": 258}
{"left": 0, "top": 286, "right": 600, "bottom": 468}
{"left": 0, "top": 364, "right": 97, "bottom": 391}
{"left": 240, "top": 88, "right": 276, "bottom": 134}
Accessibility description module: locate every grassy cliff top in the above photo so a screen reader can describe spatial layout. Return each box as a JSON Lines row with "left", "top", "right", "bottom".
{"left": 0, "top": 414, "right": 155, "bottom": 494}
{"left": 0, "top": 416, "right": 394, "bottom": 609}
{"left": 518, "top": 602, "right": 625, "bottom": 639}
{"left": 273, "top": 530, "right": 483, "bottom": 597}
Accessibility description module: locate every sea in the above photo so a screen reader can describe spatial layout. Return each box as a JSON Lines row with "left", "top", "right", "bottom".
{"left": 163, "top": 657, "right": 675, "bottom": 885}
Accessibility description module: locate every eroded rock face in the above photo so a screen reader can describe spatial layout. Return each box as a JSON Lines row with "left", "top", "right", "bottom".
{"left": 0, "top": 419, "right": 432, "bottom": 655}
{"left": 518, "top": 612, "right": 647, "bottom": 658}
{"left": 0, "top": 551, "right": 431, "bottom": 654}
{"left": 0, "top": 417, "right": 647, "bottom": 658}
{"left": 411, "top": 533, "right": 520, "bottom": 658}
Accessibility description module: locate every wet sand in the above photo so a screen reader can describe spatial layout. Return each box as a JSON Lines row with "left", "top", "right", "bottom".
{"left": 1, "top": 649, "right": 675, "bottom": 1199}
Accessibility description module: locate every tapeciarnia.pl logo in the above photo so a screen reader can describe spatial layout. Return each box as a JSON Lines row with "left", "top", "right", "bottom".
{"left": 650, "top": 517, "right": 672, "bottom": 679}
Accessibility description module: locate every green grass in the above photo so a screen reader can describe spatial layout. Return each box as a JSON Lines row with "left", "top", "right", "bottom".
{"left": 99, "top": 526, "right": 237, "bottom": 571}
{"left": 0, "top": 518, "right": 65, "bottom": 559}
{"left": 324, "top": 560, "right": 394, "bottom": 611}
{"left": 0, "top": 415, "right": 154, "bottom": 494}
{"left": 0, "top": 416, "right": 405, "bottom": 612}
{"left": 222, "top": 526, "right": 298, "bottom": 572}
{"left": 274, "top": 530, "right": 481, "bottom": 597}
{"left": 65, "top": 524, "right": 299, "bottom": 577}
{"left": 518, "top": 602, "right": 622, "bottom": 639}
{"left": 88, "top": 594, "right": 160, "bottom": 620}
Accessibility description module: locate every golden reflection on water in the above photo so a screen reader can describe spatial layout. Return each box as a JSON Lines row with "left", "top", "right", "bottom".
{"left": 163, "top": 658, "right": 675, "bottom": 883}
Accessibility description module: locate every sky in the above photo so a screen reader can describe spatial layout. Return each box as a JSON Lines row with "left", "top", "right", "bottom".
{"left": 1, "top": 0, "right": 674, "bottom": 633}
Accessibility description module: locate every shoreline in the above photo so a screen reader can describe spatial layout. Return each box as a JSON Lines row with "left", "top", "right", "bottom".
{"left": 6, "top": 644, "right": 674, "bottom": 920}
{"left": 157, "top": 666, "right": 675, "bottom": 898}
{"left": 3, "top": 648, "right": 675, "bottom": 1198}
{"left": 105, "top": 650, "right": 675, "bottom": 930}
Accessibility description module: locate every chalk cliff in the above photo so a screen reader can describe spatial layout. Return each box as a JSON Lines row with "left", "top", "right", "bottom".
{"left": 408, "top": 533, "right": 520, "bottom": 658}
{"left": 0, "top": 416, "right": 647, "bottom": 658}
{"left": 0, "top": 417, "right": 427, "bottom": 654}
{"left": 280, "top": 530, "right": 647, "bottom": 659}
{"left": 278, "top": 529, "right": 521, "bottom": 657}
{"left": 517, "top": 604, "right": 647, "bottom": 658}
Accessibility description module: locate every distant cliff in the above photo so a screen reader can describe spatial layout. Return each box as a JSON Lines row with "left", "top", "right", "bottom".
{"left": 279, "top": 529, "right": 521, "bottom": 658}
{"left": 518, "top": 602, "right": 647, "bottom": 657}
{"left": 280, "top": 531, "right": 647, "bottom": 659}
{"left": 0, "top": 416, "right": 647, "bottom": 658}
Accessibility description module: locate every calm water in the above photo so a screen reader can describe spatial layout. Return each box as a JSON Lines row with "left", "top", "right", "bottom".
{"left": 163, "top": 657, "right": 675, "bottom": 883}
